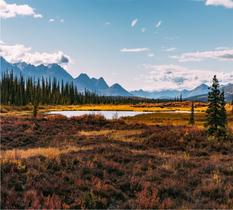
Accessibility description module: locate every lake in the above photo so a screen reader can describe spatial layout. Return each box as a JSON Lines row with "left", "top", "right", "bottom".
{"left": 47, "top": 110, "right": 194, "bottom": 120}
{"left": 48, "top": 110, "right": 149, "bottom": 120}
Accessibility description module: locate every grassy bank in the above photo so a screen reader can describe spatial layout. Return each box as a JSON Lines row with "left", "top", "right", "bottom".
{"left": 1, "top": 102, "right": 232, "bottom": 129}
{"left": 0, "top": 101, "right": 210, "bottom": 115}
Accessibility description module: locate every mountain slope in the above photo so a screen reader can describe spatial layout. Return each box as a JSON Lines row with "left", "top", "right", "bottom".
{"left": 186, "top": 84, "right": 233, "bottom": 102}
{"left": 0, "top": 57, "right": 22, "bottom": 76}
{"left": 0, "top": 57, "right": 131, "bottom": 97}
{"left": 103, "top": 83, "right": 132, "bottom": 97}
{"left": 131, "top": 84, "right": 209, "bottom": 99}
{"left": 22, "top": 63, "right": 74, "bottom": 83}
{"left": 183, "top": 84, "right": 209, "bottom": 98}
{"left": 130, "top": 89, "right": 180, "bottom": 99}
{"left": 74, "top": 74, "right": 110, "bottom": 93}
{"left": 131, "top": 83, "right": 232, "bottom": 101}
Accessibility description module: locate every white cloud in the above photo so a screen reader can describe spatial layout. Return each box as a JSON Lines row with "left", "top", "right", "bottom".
{"left": 0, "top": 42, "right": 71, "bottom": 67}
{"left": 148, "top": 53, "right": 155, "bottom": 57}
{"left": 175, "top": 49, "right": 233, "bottom": 62}
{"left": 131, "top": 18, "right": 138, "bottom": 27}
{"left": 215, "top": 46, "right": 230, "bottom": 50}
{"left": 142, "top": 64, "right": 233, "bottom": 90}
{"left": 205, "top": 0, "right": 233, "bottom": 8}
{"left": 34, "top": 14, "right": 42, "bottom": 18}
{"left": 105, "top": 22, "right": 111, "bottom": 26}
{"left": 164, "top": 47, "right": 176, "bottom": 52}
{"left": 0, "top": 0, "right": 42, "bottom": 19}
{"left": 141, "top": 27, "right": 146, "bottom": 33}
{"left": 49, "top": 18, "right": 64, "bottom": 23}
{"left": 120, "top": 48, "right": 150, "bottom": 53}
{"left": 155, "top": 20, "right": 162, "bottom": 28}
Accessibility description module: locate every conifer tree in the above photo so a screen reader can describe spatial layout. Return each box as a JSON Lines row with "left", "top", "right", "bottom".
{"left": 180, "top": 93, "right": 183, "bottom": 102}
{"left": 189, "top": 102, "right": 195, "bottom": 125}
{"left": 205, "top": 75, "right": 227, "bottom": 138}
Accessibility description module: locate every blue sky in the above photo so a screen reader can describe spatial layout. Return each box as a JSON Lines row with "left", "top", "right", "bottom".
{"left": 1, "top": 0, "right": 233, "bottom": 90}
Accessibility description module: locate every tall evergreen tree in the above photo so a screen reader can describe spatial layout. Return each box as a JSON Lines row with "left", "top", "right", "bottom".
{"left": 205, "top": 75, "right": 227, "bottom": 138}
{"left": 189, "top": 102, "right": 195, "bottom": 125}
{"left": 180, "top": 93, "right": 183, "bottom": 102}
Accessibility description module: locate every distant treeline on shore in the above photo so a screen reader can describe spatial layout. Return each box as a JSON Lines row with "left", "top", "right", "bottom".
{"left": 0, "top": 72, "right": 172, "bottom": 106}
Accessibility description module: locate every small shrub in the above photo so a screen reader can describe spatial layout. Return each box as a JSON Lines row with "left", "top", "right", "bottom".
{"left": 82, "top": 192, "right": 96, "bottom": 209}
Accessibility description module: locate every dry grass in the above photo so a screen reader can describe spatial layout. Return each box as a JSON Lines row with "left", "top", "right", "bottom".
{"left": 125, "top": 111, "right": 233, "bottom": 128}
{"left": 80, "top": 129, "right": 143, "bottom": 143}
{"left": 1, "top": 115, "right": 233, "bottom": 209}
{"left": 0, "top": 146, "right": 93, "bottom": 163}
{"left": 0, "top": 102, "right": 211, "bottom": 115}
{"left": 40, "top": 102, "right": 232, "bottom": 113}
{"left": 79, "top": 130, "right": 114, "bottom": 137}
{"left": 109, "top": 129, "right": 143, "bottom": 143}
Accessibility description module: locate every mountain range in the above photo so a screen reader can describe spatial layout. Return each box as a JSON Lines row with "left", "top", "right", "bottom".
{"left": 1, "top": 57, "right": 232, "bottom": 101}
{"left": 0, "top": 57, "right": 132, "bottom": 97}
{"left": 131, "top": 83, "right": 210, "bottom": 99}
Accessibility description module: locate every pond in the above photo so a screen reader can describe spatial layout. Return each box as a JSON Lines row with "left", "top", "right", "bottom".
{"left": 48, "top": 110, "right": 149, "bottom": 120}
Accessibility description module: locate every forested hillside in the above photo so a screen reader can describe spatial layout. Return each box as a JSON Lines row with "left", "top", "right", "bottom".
{"left": 0, "top": 72, "right": 158, "bottom": 106}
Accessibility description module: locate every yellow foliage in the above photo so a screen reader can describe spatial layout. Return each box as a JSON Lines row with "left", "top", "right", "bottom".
{"left": 0, "top": 146, "right": 93, "bottom": 164}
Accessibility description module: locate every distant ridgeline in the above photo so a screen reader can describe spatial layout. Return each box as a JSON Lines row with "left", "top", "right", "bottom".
{"left": 0, "top": 71, "right": 160, "bottom": 106}
{"left": 0, "top": 56, "right": 134, "bottom": 97}
{"left": 1, "top": 57, "right": 232, "bottom": 102}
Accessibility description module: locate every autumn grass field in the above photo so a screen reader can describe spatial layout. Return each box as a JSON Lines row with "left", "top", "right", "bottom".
{"left": 0, "top": 101, "right": 210, "bottom": 115}
{"left": 1, "top": 102, "right": 232, "bottom": 129}
{"left": 1, "top": 102, "right": 233, "bottom": 209}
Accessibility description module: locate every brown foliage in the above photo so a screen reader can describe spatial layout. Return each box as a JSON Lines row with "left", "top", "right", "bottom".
{"left": 1, "top": 115, "right": 233, "bottom": 209}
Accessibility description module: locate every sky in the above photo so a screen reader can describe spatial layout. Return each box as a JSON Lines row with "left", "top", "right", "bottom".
{"left": 0, "top": 0, "right": 233, "bottom": 91}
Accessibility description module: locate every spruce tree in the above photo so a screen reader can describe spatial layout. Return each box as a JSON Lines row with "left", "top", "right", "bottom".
{"left": 205, "top": 75, "right": 227, "bottom": 138}
{"left": 189, "top": 102, "right": 195, "bottom": 125}
{"left": 180, "top": 93, "right": 183, "bottom": 102}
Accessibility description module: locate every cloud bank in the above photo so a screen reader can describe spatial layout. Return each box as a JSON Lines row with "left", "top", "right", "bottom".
{"left": 120, "top": 48, "right": 150, "bottom": 53}
{"left": 164, "top": 47, "right": 176, "bottom": 52}
{"left": 142, "top": 64, "right": 233, "bottom": 90}
{"left": 173, "top": 49, "right": 233, "bottom": 62}
{"left": 0, "top": 42, "right": 71, "bottom": 67}
{"left": 205, "top": 0, "right": 233, "bottom": 9}
{"left": 0, "top": 0, "right": 42, "bottom": 19}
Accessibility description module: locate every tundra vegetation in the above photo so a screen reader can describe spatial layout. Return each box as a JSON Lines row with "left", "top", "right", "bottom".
{"left": 0, "top": 76, "right": 233, "bottom": 209}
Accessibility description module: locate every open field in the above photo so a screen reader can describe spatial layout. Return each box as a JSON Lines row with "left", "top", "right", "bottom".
{"left": 1, "top": 114, "right": 233, "bottom": 209}
{"left": 126, "top": 112, "right": 233, "bottom": 130}
{"left": 1, "top": 102, "right": 232, "bottom": 114}
{"left": 1, "top": 102, "right": 232, "bottom": 129}
{"left": 0, "top": 102, "right": 211, "bottom": 115}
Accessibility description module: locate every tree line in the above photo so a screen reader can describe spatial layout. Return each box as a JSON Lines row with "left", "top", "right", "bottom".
{"left": 0, "top": 72, "right": 161, "bottom": 106}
